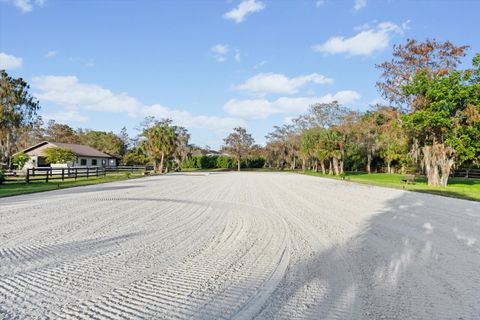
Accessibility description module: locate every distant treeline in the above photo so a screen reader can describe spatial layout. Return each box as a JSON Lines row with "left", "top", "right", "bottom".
{"left": 181, "top": 155, "right": 266, "bottom": 170}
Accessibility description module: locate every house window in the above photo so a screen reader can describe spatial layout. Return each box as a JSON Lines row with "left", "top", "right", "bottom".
{"left": 102, "top": 159, "right": 106, "bottom": 166}
{"left": 80, "top": 159, "right": 87, "bottom": 166}
{"left": 92, "top": 159, "right": 97, "bottom": 166}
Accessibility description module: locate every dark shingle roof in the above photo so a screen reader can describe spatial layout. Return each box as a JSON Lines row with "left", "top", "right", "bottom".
{"left": 22, "top": 141, "right": 114, "bottom": 158}
{"left": 51, "top": 142, "right": 113, "bottom": 158}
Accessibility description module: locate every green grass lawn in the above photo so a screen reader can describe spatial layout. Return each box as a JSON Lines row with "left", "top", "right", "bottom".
{"left": 302, "top": 171, "right": 480, "bottom": 202}
{"left": 0, "top": 172, "right": 147, "bottom": 198}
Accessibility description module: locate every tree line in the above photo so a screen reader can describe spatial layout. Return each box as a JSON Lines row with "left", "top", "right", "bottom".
{"left": 264, "top": 39, "right": 480, "bottom": 187}
{"left": 1, "top": 39, "right": 479, "bottom": 185}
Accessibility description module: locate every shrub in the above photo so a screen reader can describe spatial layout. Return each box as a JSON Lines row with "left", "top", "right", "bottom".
{"left": 123, "top": 147, "right": 149, "bottom": 165}
{"left": 0, "top": 168, "right": 4, "bottom": 185}
{"left": 216, "top": 156, "right": 234, "bottom": 169}
{"left": 12, "top": 152, "right": 30, "bottom": 170}
{"left": 182, "top": 155, "right": 219, "bottom": 169}
{"left": 181, "top": 157, "right": 197, "bottom": 169}
{"left": 181, "top": 155, "right": 265, "bottom": 170}
{"left": 44, "top": 147, "right": 76, "bottom": 164}
{"left": 245, "top": 156, "right": 266, "bottom": 168}
{"left": 198, "top": 155, "right": 217, "bottom": 169}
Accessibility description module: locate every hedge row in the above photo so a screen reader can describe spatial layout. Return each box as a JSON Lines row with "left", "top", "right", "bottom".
{"left": 181, "top": 155, "right": 266, "bottom": 169}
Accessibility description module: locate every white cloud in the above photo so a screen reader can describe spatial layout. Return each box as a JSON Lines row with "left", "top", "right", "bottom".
{"left": 0, "top": 52, "right": 23, "bottom": 70}
{"left": 224, "top": 90, "right": 361, "bottom": 119}
{"left": 353, "top": 0, "right": 367, "bottom": 11}
{"left": 223, "top": 0, "right": 265, "bottom": 23}
{"left": 32, "top": 75, "right": 142, "bottom": 116}
{"left": 42, "top": 110, "right": 88, "bottom": 123}
{"left": 31, "top": 75, "right": 244, "bottom": 133}
{"left": 224, "top": 99, "right": 274, "bottom": 120}
{"left": 8, "top": 0, "right": 45, "bottom": 13}
{"left": 235, "top": 72, "right": 333, "bottom": 95}
{"left": 316, "top": 0, "right": 326, "bottom": 7}
{"left": 211, "top": 44, "right": 229, "bottom": 62}
{"left": 313, "top": 21, "right": 403, "bottom": 56}
{"left": 327, "top": 90, "right": 361, "bottom": 104}
{"left": 142, "top": 104, "right": 245, "bottom": 132}
{"left": 45, "top": 50, "right": 57, "bottom": 58}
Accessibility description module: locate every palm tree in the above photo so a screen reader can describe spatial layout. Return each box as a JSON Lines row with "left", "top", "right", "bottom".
{"left": 144, "top": 122, "right": 177, "bottom": 173}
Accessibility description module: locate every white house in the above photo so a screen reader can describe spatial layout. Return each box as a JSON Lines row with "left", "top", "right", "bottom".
{"left": 19, "top": 141, "right": 118, "bottom": 168}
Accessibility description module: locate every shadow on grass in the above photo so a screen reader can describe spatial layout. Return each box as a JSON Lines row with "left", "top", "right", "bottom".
{"left": 411, "top": 188, "right": 479, "bottom": 202}
{"left": 301, "top": 171, "right": 479, "bottom": 202}
{"left": 445, "top": 177, "right": 480, "bottom": 186}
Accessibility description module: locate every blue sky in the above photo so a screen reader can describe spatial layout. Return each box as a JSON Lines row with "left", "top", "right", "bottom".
{"left": 1, "top": 0, "right": 479, "bottom": 148}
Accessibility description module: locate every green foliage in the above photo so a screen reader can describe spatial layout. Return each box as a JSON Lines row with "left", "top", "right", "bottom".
{"left": 181, "top": 156, "right": 199, "bottom": 169}
{"left": 143, "top": 120, "right": 178, "bottom": 172}
{"left": 343, "top": 144, "right": 364, "bottom": 171}
{"left": 216, "top": 155, "right": 235, "bottom": 169}
{"left": 402, "top": 61, "right": 480, "bottom": 166}
{"left": 197, "top": 155, "right": 217, "bottom": 169}
{"left": 123, "top": 145, "right": 149, "bottom": 165}
{"left": 37, "top": 121, "right": 129, "bottom": 158}
{"left": 182, "top": 155, "right": 220, "bottom": 169}
{"left": 300, "top": 128, "right": 320, "bottom": 158}
{"left": 244, "top": 156, "right": 266, "bottom": 168}
{"left": 0, "top": 168, "right": 4, "bottom": 185}
{"left": 44, "top": 147, "right": 76, "bottom": 164}
{"left": 0, "top": 70, "right": 40, "bottom": 164}
{"left": 223, "top": 127, "right": 255, "bottom": 171}
{"left": 12, "top": 152, "right": 30, "bottom": 169}
{"left": 44, "top": 120, "right": 80, "bottom": 144}
{"left": 78, "top": 129, "right": 127, "bottom": 158}
{"left": 181, "top": 155, "right": 265, "bottom": 170}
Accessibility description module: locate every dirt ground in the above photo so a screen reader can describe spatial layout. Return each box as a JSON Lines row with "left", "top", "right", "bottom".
{"left": 1, "top": 172, "right": 479, "bottom": 319}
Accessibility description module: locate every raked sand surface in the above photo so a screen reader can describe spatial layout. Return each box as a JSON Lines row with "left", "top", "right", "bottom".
{"left": 0, "top": 172, "right": 479, "bottom": 319}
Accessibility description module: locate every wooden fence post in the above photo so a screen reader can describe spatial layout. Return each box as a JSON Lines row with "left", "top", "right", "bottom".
{"left": 25, "top": 169, "right": 30, "bottom": 183}
{"left": 75, "top": 168, "right": 78, "bottom": 180}
{"left": 61, "top": 169, "right": 65, "bottom": 181}
{"left": 86, "top": 167, "right": 89, "bottom": 179}
{"left": 45, "top": 169, "right": 49, "bottom": 183}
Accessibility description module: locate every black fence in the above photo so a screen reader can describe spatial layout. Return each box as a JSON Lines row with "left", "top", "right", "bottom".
{"left": 451, "top": 169, "right": 480, "bottom": 179}
{"left": 25, "top": 167, "right": 106, "bottom": 183}
{"left": 19, "top": 166, "right": 154, "bottom": 183}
